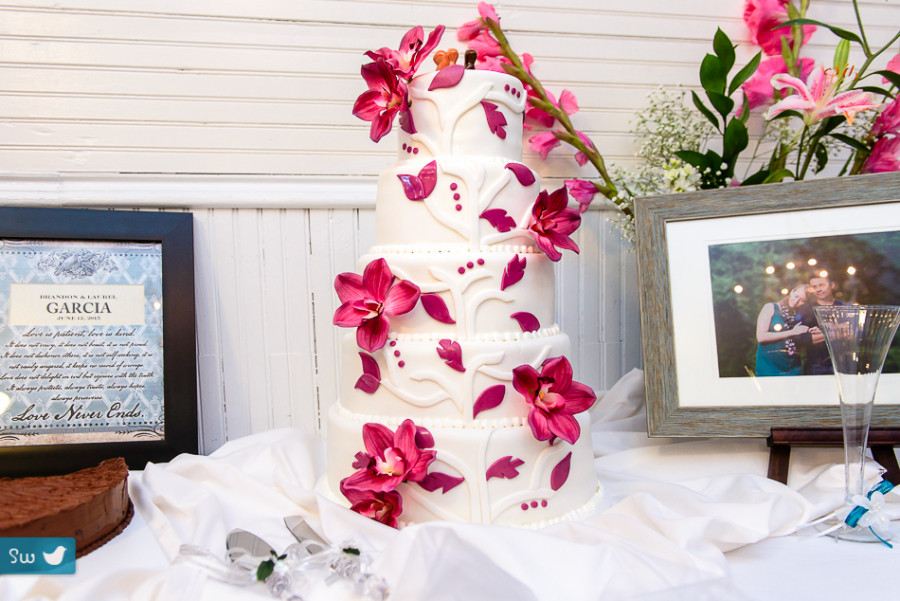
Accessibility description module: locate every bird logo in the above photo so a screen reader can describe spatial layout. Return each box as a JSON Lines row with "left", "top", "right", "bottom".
{"left": 42, "top": 545, "right": 67, "bottom": 566}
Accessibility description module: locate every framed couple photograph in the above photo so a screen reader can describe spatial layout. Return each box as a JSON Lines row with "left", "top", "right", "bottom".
{"left": 635, "top": 172, "right": 900, "bottom": 437}
{"left": 0, "top": 207, "right": 197, "bottom": 476}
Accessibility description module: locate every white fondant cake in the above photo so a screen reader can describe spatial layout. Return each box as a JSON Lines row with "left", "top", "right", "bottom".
{"left": 329, "top": 62, "right": 600, "bottom": 527}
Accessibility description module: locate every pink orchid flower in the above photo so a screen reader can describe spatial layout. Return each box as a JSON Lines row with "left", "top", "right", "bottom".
{"left": 743, "top": 0, "right": 815, "bottom": 57}
{"left": 528, "top": 186, "right": 581, "bottom": 261}
{"left": 333, "top": 258, "right": 420, "bottom": 352}
{"left": 564, "top": 179, "right": 598, "bottom": 213}
{"left": 738, "top": 56, "right": 814, "bottom": 115}
{"left": 862, "top": 136, "right": 900, "bottom": 174}
{"left": 457, "top": 2, "right": 499, "bottom": 40}
{"left": 340, "top": 482, "right": 403, "bottom": 528}
{"left": 341, "top": 420, "right": 437, "bottom": 493}
{"left": 366, "top": 25, "right": 445, "bottom": 79}
{"left": 353, "top": 58, "right": 409, "bottom": 143}
{"left": 512, "top": 356, "right": 596, "bottom": 445}
{"left": 872, "top": 99, "right": 900, "bottom": 139}
{"left": 766, "top": 67, "right": 881, "bottom": 126}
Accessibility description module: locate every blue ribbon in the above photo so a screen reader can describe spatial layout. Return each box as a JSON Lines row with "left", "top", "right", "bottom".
{"left": 843, "top": 480, "right": 895, "bottom": 547}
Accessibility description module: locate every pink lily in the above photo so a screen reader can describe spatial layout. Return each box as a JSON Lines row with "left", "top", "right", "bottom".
{"left": 512, "top": 356, "right": 596, "bottom": 444}
{"left": 743, "top": 0, "right": 815, "bottom": 57}
{"left": 365, "top": 25, "right": 445, "bottom": 79}
{"left": 528, "top": 186, "right": 581, "bottom": 261}
{"left": 564, "top": 179, "right": 598, "bottom": 213}
{"left": 340, "top": 420, "right": 437, "bottom": 493}
{"left": 333, "top": 258, "right": 420, "bottom": 352}
{"left": 353, "top": 58, "right": 409, "bottom": 143}
{"left": 340, "top": 482, "right": 403, "bottom": 528}
{"left": 738, "top": 56, "right": 814, "bottom": 115}
{"left": 862, "top": 136, "right": 900, "bottom": 174}
{"left": 766, "top": 67, "right": 881, "bottom": 126}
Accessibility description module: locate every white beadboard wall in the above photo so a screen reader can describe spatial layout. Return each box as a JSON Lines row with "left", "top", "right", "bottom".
{"left": 0, "top": 1, "right": 897, "bottom": 453}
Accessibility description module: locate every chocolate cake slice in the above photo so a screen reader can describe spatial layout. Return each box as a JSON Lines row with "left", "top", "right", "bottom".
{"left": 0, "top": 457, "right": 133, "bottom": 557}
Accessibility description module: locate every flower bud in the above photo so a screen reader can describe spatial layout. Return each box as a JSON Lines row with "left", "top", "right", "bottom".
{"left": 833, "top": 39, "right": 850, "bottom": 75}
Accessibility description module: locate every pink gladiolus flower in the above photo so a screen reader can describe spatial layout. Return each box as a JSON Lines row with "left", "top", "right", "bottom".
{"left": 512, "top": 356, "right": 596, "bottom": 444}
{"left": 744, "top": 0, "right": 815, "bottom": 56}
{"left": 565, "top": 179, "right": 598, "bottom": 213}
{"left": 862, "top": 136, "right": 900, "bottom": 174}
{"left": 529, "top": 131, "right": 561, "bottom": 160}
{"left": 333, "top": 258, "right": 420, "bottom": 352}
{"left": 341, "top": 420, "right": 437, "bottom": 493}
{"left": 467, "top": 29, "right": 503, "bottom": 59}
{"left": 525, "top": 88, "right": 578, "bottom": 130}
{"left": 766, "top": 67, "right": 881, "bottom": 126}
{"left": 366, "top": 25, "right": 445, "bottom": 79}
{"left": 738, "top": 56, "right": 814, "bottom": 114}
{"left": 573, "top": 131, "right": 595, "bottom": 166}
{"left": 457, "top": 2, "right": 499, "bottom": 40}
{"left": 340, "top": 483, "right": 403, "bottom": 528}
{"left": 882, "top": 54, "right": 900, "bottom": 85}
{"left": 528, "top": 186, "right": 581, "bottom": 261}
{"left": 872, "top": 99, "right": 900, "bottom": 139}
{"left": 353, "top": 58, "right": 409, "bottom": 143}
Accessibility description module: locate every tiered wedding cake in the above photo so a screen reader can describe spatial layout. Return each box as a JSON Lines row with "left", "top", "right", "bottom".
{"left": 325, "top": 57, "right": 601, "bottom": 527}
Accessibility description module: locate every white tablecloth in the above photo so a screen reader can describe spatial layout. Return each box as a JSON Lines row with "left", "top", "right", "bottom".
{"left": 4, "top": 369, "right": 899, "bottom": 601}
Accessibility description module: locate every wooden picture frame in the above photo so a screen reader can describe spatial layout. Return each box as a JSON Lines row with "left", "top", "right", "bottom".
{"left": 635, "top": 172, "right": 900, "bottom": 437}
{"left": 0, "top": 207, "right": 197, "bottom": 476}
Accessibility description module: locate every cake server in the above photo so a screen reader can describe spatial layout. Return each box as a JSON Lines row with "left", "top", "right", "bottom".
{"left": 283, "top": 516, "right": 328, "bottom": 555}
{"left": 225, "top": 528, "right": 276, "bottom": 572}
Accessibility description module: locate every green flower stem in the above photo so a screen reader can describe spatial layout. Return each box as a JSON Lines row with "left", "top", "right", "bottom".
{"left": 851, "top": 0, "right": 871, "bottom": 56}
{"left": 483, "top": 17, "right": 630, "bottom": 217}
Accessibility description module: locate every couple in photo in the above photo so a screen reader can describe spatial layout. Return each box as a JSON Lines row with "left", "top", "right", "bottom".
{"left": 754, "top": 275, "right": 845, "bottom": 376}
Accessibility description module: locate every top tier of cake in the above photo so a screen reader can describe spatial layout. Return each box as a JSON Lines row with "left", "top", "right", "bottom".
{"left": 373, "top": 69, "right": 539, "bottom": 252}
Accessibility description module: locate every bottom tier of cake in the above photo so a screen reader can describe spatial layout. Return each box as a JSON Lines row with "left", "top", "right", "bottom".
{"left": 325, "top": 403, "right": 601, "bottom": 527}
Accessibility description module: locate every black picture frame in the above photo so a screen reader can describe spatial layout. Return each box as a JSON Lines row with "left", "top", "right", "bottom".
{"left": 635, "top": 172, "right": 900, "bottom": 437}
{"left": 0, "top": 207, "right": 197, "bottom": 476}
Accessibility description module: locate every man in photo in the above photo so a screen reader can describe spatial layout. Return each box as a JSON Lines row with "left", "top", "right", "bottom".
{"left": 798, "top": 273, "right": 847, "bottom": 375}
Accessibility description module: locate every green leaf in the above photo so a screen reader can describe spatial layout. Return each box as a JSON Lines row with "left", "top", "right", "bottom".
{"left": 722, "top": 118, "right": 749, "bottom": 165}
{"left": 728, "top": 52, "right": 762, "bottom": 96}
{"left": 706, "top": 90, "right": 735, "bottom": 119}
{"left": 691, "top": 90, "right": 720, "bottom": 130}
{"left": 712, "top": 28, "right": 736, "bottom": 74}
{"left": 675, "top": 149, "right": 710, "bottom": 170}
{"left": 779, "top": 18, "right": 863, "bottom": 45}
{"left": 813, "top": 144, "right": 829, "bottom": 174}
{"left": 874, "top": 70, "right": 900, "bottom": 90}
{"left": 815, "top": 115, "right": 845, "bottom": 137}
{"left": 830, "top": 133, "right": 870, "bottom": 153}
{"left": 256, "top": 560, "right": 275, "bottom": 582}
{"left": 857, "top": 85, "right": 895, "bottom": 99}
{"left": 343, "top": 547, "right": 361, "bottom": 556}
{"left": 762, "top": 168, "right": 794, "bottom": 184}
{"left": 768, "top": 109, "right": 803, "bottom": 122}
{"left": 700, "top": 54, "right": 726, "bottom": 95}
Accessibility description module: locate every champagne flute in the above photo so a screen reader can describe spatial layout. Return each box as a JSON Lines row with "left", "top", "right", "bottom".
{"left": 814, "top": 304, "right": 900, "bottom": 542}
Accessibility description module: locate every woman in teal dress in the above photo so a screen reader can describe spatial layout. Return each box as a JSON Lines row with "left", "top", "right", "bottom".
{"left": 755, "top": 284, "right": 810, "bottom": 376}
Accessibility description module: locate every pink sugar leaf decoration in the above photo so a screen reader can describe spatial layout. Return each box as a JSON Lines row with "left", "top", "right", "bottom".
{"left": 414, "top": 425, "right": 435, "bottom": 449}
{"left": 480, "top": 208, "right": 516, "bottom": 233}
{"left": 511, "top": 312, "right": 540, "bottom": 333}
{"left": 485, "top": 456, "right": 524, "bottom": 481}
{"left": 473, "top": 384, "right": 506, "bottom": 419}
{"left": 500, "top": 255, "right": 526, "bottom": 290}
{"left": 436, "top": 339, "right": 465, "bottom": 372}
{"left": 421, "top": 293, "right": 456, "bottom": 324}
{"left": 551, "top": 452, "right": 572, "bottom": 491}
{"left": 481, "top": 101, "right": 507, "bottom": 139}
{"left": 354, "top": 352, "right": 381, "bottom": 394}
{"left": 397, "top": 160, "right": 438, "bottom": 201}
{"left": 352, "top": 451, "right": 372, "bottom": 470}
{"left": 418, "top": 471, "right": 465, "bottom": 494}
{"left": 429, "top": 64, "right": 465, "bottom": 90}
{"left": 505, "top": 162, "right": 536, "bottom": 186}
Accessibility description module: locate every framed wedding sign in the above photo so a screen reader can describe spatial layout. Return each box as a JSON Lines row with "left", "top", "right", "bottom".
{"left": 635, "top": 172, "right": 900, "bottom": 437}
{"left": 0, "top": 207, "right": 197, "bottom": 476}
